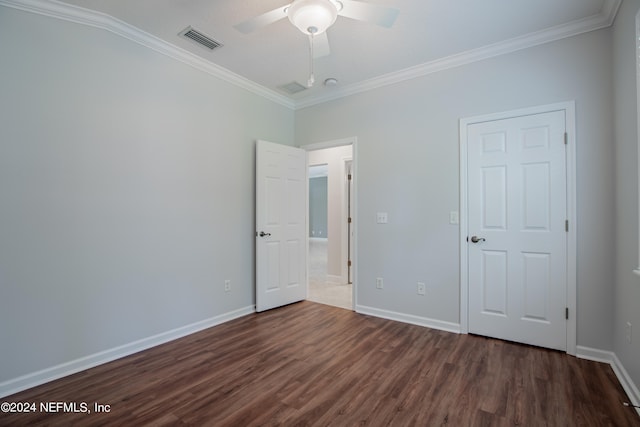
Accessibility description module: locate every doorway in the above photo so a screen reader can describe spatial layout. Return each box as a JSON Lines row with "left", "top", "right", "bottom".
{"left": 305, "top": 140, "right": 355, "bottom": 310}
{"left": 460, "top": 103, "right": 577, "bottom": 354}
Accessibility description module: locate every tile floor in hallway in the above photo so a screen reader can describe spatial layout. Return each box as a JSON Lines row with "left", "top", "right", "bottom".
{"left": 307, "top": 238, "right": 352, "bottom": 310}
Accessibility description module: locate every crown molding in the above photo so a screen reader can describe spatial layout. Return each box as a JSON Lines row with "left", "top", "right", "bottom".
{"left": 1, "top": 0, "right": 621, "bottom": 111}
{"left": 294, "top": 0, "right": 622, "bottom": 109}
{"left": 0, "top": 0, "right": 296, "bottom": 110}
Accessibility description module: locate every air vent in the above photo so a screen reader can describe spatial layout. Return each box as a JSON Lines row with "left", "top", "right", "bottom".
{"left": 279, "top": 81, "right": 308, "bottom": 94}
{"left": 179, "top": 26, "right": 223, "bottom": 51}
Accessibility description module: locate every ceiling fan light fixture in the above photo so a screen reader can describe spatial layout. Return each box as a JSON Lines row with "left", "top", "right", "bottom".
{"left": 287, "top": 0, "right": 338, "bottom": 35}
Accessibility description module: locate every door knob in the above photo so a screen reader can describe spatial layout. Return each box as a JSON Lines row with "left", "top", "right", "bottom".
{"left": 258, "top": 231, "right": 271, "bottom": 237}
{"left": 470, "top": 235, "right": 486, "bottom": 243}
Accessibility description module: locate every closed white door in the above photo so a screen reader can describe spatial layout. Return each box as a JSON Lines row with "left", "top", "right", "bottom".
{"left": 256, "top": 140, "right": 307, "bottom": 312}
{"left": 467, "top": 111, "right": 567, "bottom": 351}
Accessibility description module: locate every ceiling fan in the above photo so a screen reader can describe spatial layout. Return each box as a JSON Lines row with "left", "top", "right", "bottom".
{"left": 234, "top": 0, "right": 399, "bottom": 87}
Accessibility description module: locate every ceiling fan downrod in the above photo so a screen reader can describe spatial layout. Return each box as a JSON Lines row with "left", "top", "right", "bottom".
{"left": 307, "top": 26, "right": 317, "bottom": 87}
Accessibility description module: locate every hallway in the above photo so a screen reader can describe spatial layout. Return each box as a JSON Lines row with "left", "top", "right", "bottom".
{"left": 308, "top": 239, "right": 352, "bottom": 310}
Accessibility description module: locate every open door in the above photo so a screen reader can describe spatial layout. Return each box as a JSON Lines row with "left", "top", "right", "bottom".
{"left": 256, "top": 140, "right": 307, "bottom": 312}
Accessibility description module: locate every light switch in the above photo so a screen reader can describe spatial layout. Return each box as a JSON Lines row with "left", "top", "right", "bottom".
{"left": 449, "top": 211, "right": 459, "bottom": 225}
{"left": 376, "top": 212, "right": 388, "bottom": 224}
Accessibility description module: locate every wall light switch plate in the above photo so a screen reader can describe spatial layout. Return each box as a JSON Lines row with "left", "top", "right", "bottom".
{"left": 449, "top": 211, "right": 459, "bottom": 225}
{"left": 376, "top": 212, "right": 388, "bottom": 224}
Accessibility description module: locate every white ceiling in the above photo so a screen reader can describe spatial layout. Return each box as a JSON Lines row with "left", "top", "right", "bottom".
{"left": 54, "top": 0, "right": 617, "bottom": 106}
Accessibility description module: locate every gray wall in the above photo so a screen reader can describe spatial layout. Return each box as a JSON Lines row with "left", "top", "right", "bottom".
{"left": 613, "top": 0, "right": 640, "bottom": 392}
{"left": 296, "top": 28, "right": 615, "bottom": 350}
{"left": 309, "top": 177, "right": 328, "bottom": 237}
{"left": 0, "top": 7, "right": 294, "bottom": 383}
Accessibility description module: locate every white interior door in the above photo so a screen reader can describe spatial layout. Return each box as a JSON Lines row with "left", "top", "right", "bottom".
{"left": 466, "top": 110, "right": 568, "bottom": 351}
{"left": 256, "top": 140, "right": 307, "bottom": 312}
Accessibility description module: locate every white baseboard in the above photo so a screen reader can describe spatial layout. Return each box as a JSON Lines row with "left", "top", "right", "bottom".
{"left": 0, "top": 305, "right": 255, "bottom": 399}
{"left": 576, "top": 345, "right": 615, "bottom": 364}
{"left": 577, "top": 345, "right": 640, "bottom": 416}
{"left": 355, "top": 305, "right": 461, "bottom": 334}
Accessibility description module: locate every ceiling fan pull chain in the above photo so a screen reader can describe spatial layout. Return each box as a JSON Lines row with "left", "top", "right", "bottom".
{"left": 307, "top": 31, "right": 315, "bottom": 87}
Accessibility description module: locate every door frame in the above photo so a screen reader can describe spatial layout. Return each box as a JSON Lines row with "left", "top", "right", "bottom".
{"left": 301, "top": 137, "right": 358, "bottom": 309}
{"left": 344, "top": 159, "right": 354, "bottom": 284}
{"left": 459, "top": 102, "right": 577, "bottom": 355}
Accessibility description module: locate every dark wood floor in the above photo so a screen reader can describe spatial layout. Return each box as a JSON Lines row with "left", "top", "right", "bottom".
{"left": 2, "top": 301, "right": 639, "bottom": 426}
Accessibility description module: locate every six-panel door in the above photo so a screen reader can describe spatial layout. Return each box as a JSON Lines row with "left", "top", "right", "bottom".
{"left": 467, "top": 111, "right": 568, "bottom": 351}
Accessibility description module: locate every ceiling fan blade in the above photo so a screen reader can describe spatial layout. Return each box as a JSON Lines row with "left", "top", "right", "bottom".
{"left": 313, "top": 32, "right": 331, "bottom": 58}
{"left": 338, "top": 0, "right": 399, "bottom": 28}
{"left": 234, "top": 5, "right": 289, "bottom": 34}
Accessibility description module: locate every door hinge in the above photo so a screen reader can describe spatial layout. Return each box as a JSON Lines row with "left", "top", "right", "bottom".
{"left": 565, "top": 307, "right": 569, "bottom": 320}
{"left": 347, "top": 174, "right": 352, "bottom": 181}
{"left": 565, "top": 220, "right": 569, "bottom": 232}
{"left": 348, "top": 217, "right": 352, "bottom": 223}
{"left": 564, "top": 132, "right": 568, "bottom": 145}
{"left": 348, "top": 260, "right": 352, "bottom": 267}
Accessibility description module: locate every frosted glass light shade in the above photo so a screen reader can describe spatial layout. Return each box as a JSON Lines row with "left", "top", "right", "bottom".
{"left": 287, "top": 0, "right": 338, "bottom": 35}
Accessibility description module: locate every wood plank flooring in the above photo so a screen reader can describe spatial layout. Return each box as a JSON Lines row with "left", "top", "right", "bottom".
{"left": 2, "top": 301, "right": 639, "bottom": 426}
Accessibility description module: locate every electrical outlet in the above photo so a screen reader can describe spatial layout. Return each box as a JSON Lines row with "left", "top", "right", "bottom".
{"left": 376, "top": 277, "right": 384, "bottom": 289}
{"left": 417, "top": 282, "right": 426, "bottom": 295}
{"left": 626, "top": 322, "right": 632, "bottom": 344}
{"left": 224, "top": 279, "right": 231, "bottom": 293}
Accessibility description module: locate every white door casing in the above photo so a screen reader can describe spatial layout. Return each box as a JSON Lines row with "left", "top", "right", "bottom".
{"left": 256, "top": 140, "right": 307, "bottom": 312}
{"left": 345, "top": 159, "right": 354, "bottom": 285}
{"left": 460, "top": 103, "right": 577, "bottom": 354}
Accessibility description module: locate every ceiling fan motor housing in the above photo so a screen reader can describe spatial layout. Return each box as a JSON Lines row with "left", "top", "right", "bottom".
{"left": 287, "top": 0, "right": 339, "bottom": 35}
